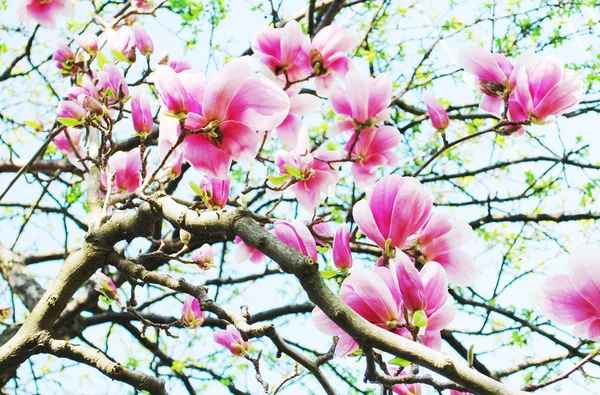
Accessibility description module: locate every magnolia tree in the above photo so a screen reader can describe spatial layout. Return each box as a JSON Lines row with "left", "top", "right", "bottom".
{"left": 1, "top": 0, "right": 599, "bottom": 394}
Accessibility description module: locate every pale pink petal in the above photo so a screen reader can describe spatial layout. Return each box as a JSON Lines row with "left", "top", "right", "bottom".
{"left": 312, "top": 307, "right": 345, "bottom": 336}
{"left": 568, "top": 246, "right": 600, "bottom": 313}
{"left": 368, "top": 74, "right": 392, "bottom": 119}
{"left": 353, "top": 200, "right": 386, "bottom": 248}
{"left": 335, "top": 335, "right": 359, "bottom": 357}
{"left": 479, "top": 95, "right": 504, "bottom": 118}
{"left": 425, "top": 305, "right": 456, "bottom": 332}
{"left": 290, "top": 93, "right": 321, "bottom": 115}
{"left": 459, "top": 45, "right": 507, "bottom": 83}
{"left": 433, "top": 250, "right": 477, "bottom": 286}
{"left": 203, "top": 56, "right": 253, "bottom": 122}
{"left": 346, "top": 270, "right": 399, "bottom": 323}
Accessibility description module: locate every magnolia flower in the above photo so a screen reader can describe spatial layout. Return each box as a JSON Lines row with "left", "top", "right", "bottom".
{"left": 273, "top": 220, "right": 318, "bottom": 261}
{"left": 416, "top": 213, "right": 476, "bottom": 286}
{"left": 94, "top": 272, "right": 118, "bottom": 301}
{"left": 156, "top": 57, "right": 290, "bottom": 179}
{"left": 181, "top": 295, "right": 205, "bottom": 328}
{"left": 234, "top": 236, "right": 266, "bottom": 264}
{"left": 52, "top": 43, "right": 75, "bottom": 72}
{"left": 312, "top": 221, "right": 334, "bottom": 246}
{"left": 345, "top": 126, "right": 401, "bottom": 187}
{"left": 353, "top": 175, "right": 432, "bottom": 254}
{"left": 514, "top": 56, "right": 582, "bottom": 123}
{"left": 312, "top": 251, "right": 455, "bottom": 356}
{"left": 131, "top": 91, "right": 154, "bottom": 135}
{"left": 57, "top": 100, "right": 86, "bottom": 124}
{"left": 133, "top": 23, "right": 154, "bottom": 56}
{"left": 18, "top": 0, "right": 72, "bottom": 29}
{"left": 274, "top": 148, "right": 338, "bottom": 213}
{"left": 97, "top": 63, "right": 129, "bottom": 101}
{"left": 214, "top": 325, "right": 249, "bottom": 356}
{"left": 538, "top": 246, "right": 600, "bottom": 340}
{"left": 67, "top": 75, "right": 99, "bottom": 100}
{"left": 424, "top": 93, "right": 449, "bottom": 130}
{"left": 192, "top": 244, "right": 214, "bottom": 270}
{"left": 274, "top": 90, "right": 321, "bottom": 147}
{"left": 309, "top": 25, "right": 360, "bottom": 97}
{"left": 102, "top": 148, "right": 142, "bottom": 194}
{"left": 252, "top": 20, "right": 312, "bottom": 83}
{"left": 198, "top": 176, "right": 230, "bottom": 209}
{"left": 108, "top": 27, "right": 135, "bottom": 62}
{"left": 76, "top": 33, "right": 98, "bottom": 55}
{"left": 390, "top": 368, "right": 422, "bottom": 395}
{"left": 330, "top": 71, "right": 392, "bottom": 133}
{"left": 332, "top": 224, "right": 353, "bottom": 270}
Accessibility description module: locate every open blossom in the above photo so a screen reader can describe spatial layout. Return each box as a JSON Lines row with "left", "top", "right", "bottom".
{"left": 94, "top": 272, "right": 118, "bottom": 301}
{"left": 514, "top": 56, "right": 582, "bottom": 123}
{"left": 333, "top": 224, "right": 353, "bottom": 270}
{"left": 424, "top": 93, "right": 449, "bottom": 130}
{"left": 345, "top": 126, "right": 401, "bottom": 187}
{"left": 252, "top": 20, "right": 312, "bottom": 83}
{"left": 214, "top": 325, "right": 249, "bottom": 356}
{"left": 538, "top": 246, "right": 600, "bottom": 340}
{"left": 181, "top": 295, "right": 205, "bottom": 328}
{"left": 156, "top": 57, "right": 290, "bottom": 179}
{"left": 353, "top": 175, "right": 432, "bottom": 254}
{"left": 76, "top": 33, "right": 98, "bottom": 55}
{"left": 133, "top": 23, "right": 154, "bottom": 56}
{"left": 234, "top": 236, "right": 266, "bottom": 264}
{"left": 330, "top": 71, "right": 392, "bottom": 133}
{"left": 273, "top": 220, "right": 318, "bottom": 261}
{"left": 102, "top": 148, "right": 142, "bottom": 194}
{"left": 192, "top": 244, "right": 214, "bottom": 270}
{"left": 108, "top": 27, "right": 135, "bottom": 62}
{"left": 312, "top": 251, "right": 455, "bottom": 356}
{"left": 97, "top": 63, "right": 129, "bottom": 101}
{"left": 198, "top": 176, "right": 230, "bottom": 209}
{"left": 53, "top": 43, "right": 76, "bottom": 72}
{"left": 309, "top": 25, "right": 360, "bottom": 97}
{"left": 275, "top": 148, "right": 338, "bottom": 213}
{"left": 415, "top": 213, "right": 476, "bottom": 286}
{"left": 459, "top": 45, "right": 531, "bottom": 117}
{"left": 18, "top": 0, "right": 72, "bottom": 29}
{"left": 131, "top": 91, "right": 154, "bottom": 135}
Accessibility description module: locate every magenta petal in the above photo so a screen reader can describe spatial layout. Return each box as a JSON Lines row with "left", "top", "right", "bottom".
{"left": 347, "top": 270, "right": 399, "bottom": 323}
{"left": 333, "top": 224, "right": 353, "bottom": 269}
{"left": 527, "top": 57, "right": 563, "bottom": 106}
{"left": 419, "top": 213, "right": 453, "bottom": 246}
{"left": 395, "top": 254, "right": 426, "bottom": 312}
{"left": 459, "top": 44, "right": 507, "bottom": 83}
{"left": 538, "top": 274, "right": 598, "bottom": 325}
{"left": 568, "top": 246, "right": 600, "bottom": 313}
{"left": 218, "top": 120, "right": 260, "bottom": 163}
{"left": 178, "top": 69, "right": 207, "bottom": 114}
{"left": 368, "top": 73, "right": 392, "bottom": 119}
{"left": 154, "top": 65, "right": 189, "bottom": 115}
{"left": 183, "top": 134, "right": 232, "bottom": 179}
{"left": 203, "top": 56, "right": 253, "bottom": 122}
{"left": 420, "top": 261, "right": 449, "bottom": 315}
{"left": 330, "top": 84, "right": 353, "bottom": 118}
{"left": 353, "top": 200, "right": 386, "bottom": 248}
{"left": 335, "top": 335, "right": 359, "bottom": 357}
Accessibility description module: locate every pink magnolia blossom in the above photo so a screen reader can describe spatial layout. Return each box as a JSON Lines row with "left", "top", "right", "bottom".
{"left": 252, "top": 20, "right": 312, "bottom": 84}
{"left": 102, "top": 148, "right": 142, "bottom": 194}
{"left": 67, "top": 75, "right": 99, "bottom": 100}
{"left": 54, "top": 127, "right": 83, "bottom": 153}
{"left": 53, "top": 43, "right": 75, "bottom": 72}
{"left": 309, "top": 25, "right": 360, "bottom": 97}
{"left": 181, "top": 294, "right": 205, "bottom": 329}
{"left": 312, "top": 221, "right": 334, "bottom": 246}
{"left": 459, "top": 45, "right": 531, "bottom": 117}
{"left": 57, "top": 100, "right": 86, "bottom": 123}
{"left": 538, "top": 246, "right": 600, "bottom": 340}
{"left": 514, "top": 56, "right": 582, "bottom": 123}
{"left": 333, "top": 224, "right": 353, "bottom": 270}
{"left": 390, "top": 368, "right": 422, "bottom": 395}
{"left": 94, "top": 272, "right": 118, "bottom": 301}
{"left": 234, "top": 236, "right": 266, "bottom": 264}
{"left": 18, "top": 0, "right": 72, "bottom": 29}
{"left": 273, "top": 220, "right": 318, "bottom": 261}
{"left": 424, "top": 93, "right": 449, "bottom": 130}
{"left": 416, "top": 213, "right": 476, "bottom": 286}
{"left": 97, "top": 63, "right": 129, "bottom": 101}
{"left": 131, "top": 91, "right": 154, "bottom": 135}
{"left": 274, "top": 90, "right": 321, "bottom": 147}
{"left": 76, "top": 33, "right": 98, "bottom": 55}
{"left": 198, "top": 176, "right": 230, "bottom": 209}
{"left": 214, "top": 325, "right": 249, "bottom": 356}
{"left": 157, "top": 57, "right": 289, "bottom": 179}
{"left": 345, "top": 126, "right": 401, "bottom": 187}
{"left": 353, "top": 175, "right": 432, "bottom": 254}
{"left": 192, "top": 244, "right": 214, "bottom": 270}
{"left": 312, "top": 251, "right": 455, "bottom": 356}
{"left": 275, "top": 148, "right": 338, "bottom": 213}
{"left": 107, "top": 27, "right": 135, "bottom": 62}
{"left": 133, "top": 23, "right": 154, "bottom": 56}
{"left": 330, "top": 71, "right": 392, "bottom": 132}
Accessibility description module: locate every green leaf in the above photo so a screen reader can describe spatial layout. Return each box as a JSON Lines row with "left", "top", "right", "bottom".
{"left": 267, "top": 174, "right": 288, "bottom": 185}
{"left": 105, "top": 87, "right": 116, "bottom": 100}
{"left": 24, "top": 120, "right": 42, "bottom": 130}
{"left": 57, "top": 117, "right": 83, "bottom": 127}
{"left": 111, "top": 49, "right": 130, "bottom": 63}
{"left": 388, "top": 356, "right": 411, "bottom": 367}
{"left": 320, "top": 270, "right": 339, "bottom": 279}
{"left": 283, "top": 164, "right": 302, "bottom": 177}
{"left": 96, "top": 51, "right": 110, "bottom": 69}
{"left": 413, "top": 310, "right": 428, "bottom": 328}
{"left": 171, "top": 360, "right": 185, "bottom": 374}
{"left": 189, "top": 181, "right": 205, "bottom": 198}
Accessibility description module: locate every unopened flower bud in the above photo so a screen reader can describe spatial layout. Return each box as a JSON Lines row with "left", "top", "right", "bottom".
{"left": 179, "top": 229, "right": 192, "bottom": 245}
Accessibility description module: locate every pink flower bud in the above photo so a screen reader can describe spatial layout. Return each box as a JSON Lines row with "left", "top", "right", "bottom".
{"left": 57, "top": 100, "right": 86, "bottom": 122}
{"left": 98, "top": 63, "right": 129, "bottom": 101}
{"left": 394, "top": 251, "right": 427, "bottom": 312}
{"left": 131, "top": 91, "right": 154, "bottom": 135}
{"left": 333, "top": 224, "right": 353, "bottom": 269}
{"left": 192, "top": 244, "right": 214, "bottom": 270}
{"left": 94, "top": 272, "right": 118, "bottom": 300}
{"left": 214, "top": 325, "right": 249, "bottom": 356}
{"left": 199, "top": 176, "right": 230, "bottom": 209}
{"left": 181, "top": 294, "right": 205, "bottom": 329}
{"left": 133, "top": 23, "right": 154, "bottom": 56}
{"left": 424, "top": 93, "right": 449, "bottom": 130}
{"left": 108, "top": 28, "right": 133, "bottom": 60}
{"left": 273, "top": 220, "right": 318, "bottom": 261}
{"left": 75, "top": 33, "right": 98, "bottom": 55}
{"left": 52, "top": 42, "right": 75, "bottom": 71}
{"left": 154, "top": 65, "right": 189, "bottom": 116}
